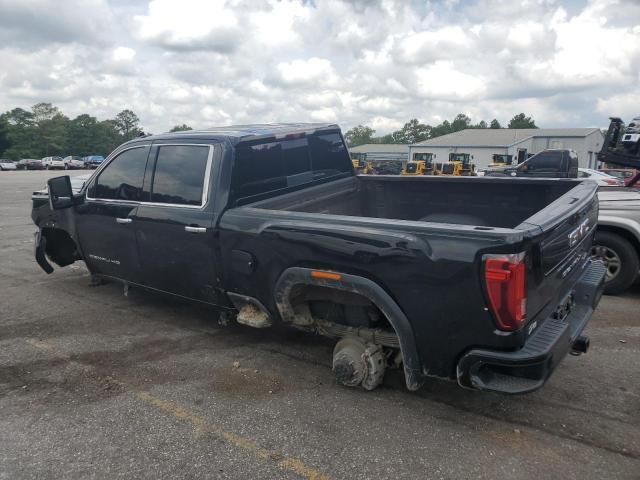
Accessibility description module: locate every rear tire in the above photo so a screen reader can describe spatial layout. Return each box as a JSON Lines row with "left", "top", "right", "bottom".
{"left": 592, "top": 231, "right": 639, "bottom": 295}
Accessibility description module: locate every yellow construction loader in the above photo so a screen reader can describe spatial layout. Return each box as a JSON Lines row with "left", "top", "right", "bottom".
{"left": 402, "top": 153, "right": 438, "bottom": 175}
{"left": 351, "top": 153, "right": 371, "bottom": 174}
{"left": 488, "top": 154, "right": 513, "bottom": 168}
{"left": 447, "top": 153, "right": 475, "bottom": 176}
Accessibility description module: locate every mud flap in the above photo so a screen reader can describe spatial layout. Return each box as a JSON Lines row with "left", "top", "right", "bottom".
{"left": 34, "top": 229, "right": 54, "bottom": 274}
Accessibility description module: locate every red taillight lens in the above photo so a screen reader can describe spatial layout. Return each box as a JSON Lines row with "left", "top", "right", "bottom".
{"left": 484, "top": 253, "right": 526, "bottom": 331}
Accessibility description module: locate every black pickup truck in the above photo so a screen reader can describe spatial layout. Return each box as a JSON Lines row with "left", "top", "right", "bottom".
{"left": 485, "top": 149, "right": 579, "bottom": 178}
{"left": 32, "top": 124, "right": 606, "bottom": 394}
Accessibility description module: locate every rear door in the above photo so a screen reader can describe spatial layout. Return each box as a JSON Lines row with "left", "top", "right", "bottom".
{"left": 76, "top": 144, "right": 151, "bottom": 281}
{"left": 133, "top": 143, "right": 220, "bottom": 304}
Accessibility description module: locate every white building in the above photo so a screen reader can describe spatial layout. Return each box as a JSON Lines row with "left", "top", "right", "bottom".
{"left": 349, "top": 144, "right": 409, "bottom": 164}
{"left": 409, "top": 128, "right": 605, "bottom": 169}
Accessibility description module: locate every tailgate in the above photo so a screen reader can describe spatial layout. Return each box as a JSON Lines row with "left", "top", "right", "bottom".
{"left": 519, "top": 181, "right": 599, "bottom": 325}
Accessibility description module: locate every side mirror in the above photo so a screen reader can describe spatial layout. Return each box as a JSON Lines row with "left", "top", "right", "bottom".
{"left": 47, "top": 175, "right": 74, "bottom": 209}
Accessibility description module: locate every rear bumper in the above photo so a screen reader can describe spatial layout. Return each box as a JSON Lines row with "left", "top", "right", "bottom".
{"left": 456, "top": 260, "right": 606, "bottom": 394}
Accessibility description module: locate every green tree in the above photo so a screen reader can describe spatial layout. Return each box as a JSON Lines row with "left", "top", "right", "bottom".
{"left": 451, "top": 113, "right": 472, "bottom": 132}
{"left": 391, "top": 118, "right": 431, "bottom": 144}
{"left": 67, "top": 114, "right": 98, "bottom": 155}
{"left": 376, "top": 133, "right": 395, "bottom": 144}
{"left": 508, "top": 113, "right": 537, "bottom": 129}
{"left": 114, "top": 109, "right": 143, "bottom": 141}
{"left": 490, "top": 119, "right": 502, "bottom": 129}
{"left": 345, "top": 125, "right": 375, "bottom": 147}
{"left": 430, "top": 120, "right": 452, "bottom": 138}
{"left": 38, "top": 113, "right": 69, "bottom": 157}
{"left": 93, "top": 120, "right": 123, "bottom": 155}
{"left": 0, "top": 118, "right": 10, "bottom": 157}
{"left": 475, "top": 120, "right": 488, "bottom": 129}
{"left": 170, "top": 124, "right": 193, "bottom": 132}
{"left": 32, "top": 102, "right": 60, "bottom": 123}
{"left": 1, "top": 108, "right": 37, "bottom": 159}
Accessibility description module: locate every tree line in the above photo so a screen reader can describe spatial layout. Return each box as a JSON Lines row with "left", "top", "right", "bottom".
{"left": 0, "top": 102, "right": 196, "bottom": 160}
{"left": 0, "top": 103, "right": 539, "bottom": 157}
{"left": 344, "top": 113, "right": 538, "bottom": 147}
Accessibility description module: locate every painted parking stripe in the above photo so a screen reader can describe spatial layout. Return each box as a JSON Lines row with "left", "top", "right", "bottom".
{"left": 25, "top": 338, "right": 330, "bottom": 480}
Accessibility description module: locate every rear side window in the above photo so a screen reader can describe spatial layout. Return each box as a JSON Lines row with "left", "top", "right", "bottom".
{"left": 150, "top": 145, "right": 210, "bottom": 206}
{"left": 526, "top": 151, "right": 564, "bottom": 171}
{"left": 90, "top": 146, "right": 149, "bottom": 201}
{"left": 231, "top": 132, "right": 351, "bottom": 200}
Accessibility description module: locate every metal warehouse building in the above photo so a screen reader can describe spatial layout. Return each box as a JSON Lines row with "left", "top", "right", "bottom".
{"left": 408, "top": 128, "right": 605, "bottom": 169}
{"left": 348, "top": 144, "right": 409, "bottom": 164}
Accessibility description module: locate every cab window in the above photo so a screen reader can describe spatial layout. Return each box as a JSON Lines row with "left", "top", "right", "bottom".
{"left": 525, "top": 151, "right": 564, "bottom": 172}
{"left": 149, "top": 145, "right": 210, "bottom": 206}
{"left": 231, "top": 132, "right": 352, "bottom": 201}
{"left": 89, "top": 146, "right": 150, "bottom": 201}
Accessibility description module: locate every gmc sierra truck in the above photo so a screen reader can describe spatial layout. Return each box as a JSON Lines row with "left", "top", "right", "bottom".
{"left": 32, "top": 124, "right": 606, "bottom": 394}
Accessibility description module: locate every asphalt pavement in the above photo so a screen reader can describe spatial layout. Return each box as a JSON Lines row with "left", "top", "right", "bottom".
{"left": 1, "top": 170, "right": 639, "bottom": 479}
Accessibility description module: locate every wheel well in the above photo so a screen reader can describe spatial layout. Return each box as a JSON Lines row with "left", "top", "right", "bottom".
{"left": 289, "top": 284, "right": 394, "bottom": 331}
{"left": 42, "top": 228, "right": 79, "bottom": 267}
{"left": 596, "top": 225, "right": 640, "bottom": 255}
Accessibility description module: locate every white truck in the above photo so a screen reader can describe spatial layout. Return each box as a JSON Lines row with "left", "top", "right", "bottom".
{"left": 593, "top": 188, "right": 640, "bottom": 294}
{"left": 42, "top": 156, "right": 66, "bottom": 170}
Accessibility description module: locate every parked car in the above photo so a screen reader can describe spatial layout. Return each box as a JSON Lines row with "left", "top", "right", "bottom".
{"left": 17, "top": 159, "right": 45, "bottom": 170}
{"left": 0, "top": 160, "right": 17, "bottom": 171}
{"left": 83, "top": 155, "right": 105, "bottom": 169}
{"left": 63, "top": 156, "right": 86, "bottom": 170}
{"left": 598, "top": 168, "right": 639, "bottom": 187}
{"left": 32, "top": 124, "right": 605, "bottom": 394}
{"left": 577, "top": 168, "right": 624, "bottom": 186}
{"left": 42, "top": 156, "right": 66, "bottom": 170}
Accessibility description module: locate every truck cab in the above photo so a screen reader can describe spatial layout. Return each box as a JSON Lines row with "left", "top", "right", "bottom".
{"left": 487, "top": 149, "right": 578, "bottom": 178}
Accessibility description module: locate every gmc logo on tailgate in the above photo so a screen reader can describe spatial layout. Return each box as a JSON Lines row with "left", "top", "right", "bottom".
{"left": 568, "top": 219, "right": 590, "bottom": 248}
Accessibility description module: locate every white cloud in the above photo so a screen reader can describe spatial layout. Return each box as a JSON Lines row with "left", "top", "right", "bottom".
{"left": 0, "top": 0, "right": 638, "bottom": 137}
{"left": 133, "top": 0, "right": 241, "bottom": 51}
{"left": 112, "top": 47, "right": 136, "bottom": 62}
{"left": 271, "top": 58, "right": 338, "bottom": 87}
{"left": 414, "top": 62, "right": 487, "bottom": 100}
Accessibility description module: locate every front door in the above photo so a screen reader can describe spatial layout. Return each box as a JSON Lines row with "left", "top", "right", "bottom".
{"left": 133, "top": 143, "right": 219, "bottom": 304}
{"left": 76, "top": 145, "right": 151, "bottom": 282}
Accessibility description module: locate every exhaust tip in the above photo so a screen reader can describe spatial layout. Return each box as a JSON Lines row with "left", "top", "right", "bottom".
{"left": 571, "top": 335, "right": 590, "bottom": 355}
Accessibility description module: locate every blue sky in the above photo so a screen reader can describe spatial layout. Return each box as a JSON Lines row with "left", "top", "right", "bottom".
{"left": 0, "top": 0, "right": 638, "bottom": 134}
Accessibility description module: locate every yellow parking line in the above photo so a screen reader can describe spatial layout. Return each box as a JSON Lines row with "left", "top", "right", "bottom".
{"left": 25, "top": 338, "right": 330, "bottom": 480}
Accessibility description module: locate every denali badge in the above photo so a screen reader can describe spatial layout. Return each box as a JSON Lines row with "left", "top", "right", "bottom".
{"left": 568, "top": 219, "right": 590, "bottom": 248}
{"left": 89, "top": 254, "right": 120, "bottom": 265}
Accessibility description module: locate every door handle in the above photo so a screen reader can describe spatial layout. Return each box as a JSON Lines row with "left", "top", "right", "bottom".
{"left": 116, "top": 218, "right": 132, "bottom": 224}
{"left": 185, "top": 226, "right": 207, "bottom": 233}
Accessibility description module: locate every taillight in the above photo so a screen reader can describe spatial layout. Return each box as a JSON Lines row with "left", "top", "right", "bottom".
{"left": 484, "top": 253, "right": 526, "bottom": 331}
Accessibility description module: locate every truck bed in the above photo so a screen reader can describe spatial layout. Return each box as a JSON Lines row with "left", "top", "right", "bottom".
{"left": 250, "top": 175, "right": 581, "bottom": 229}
